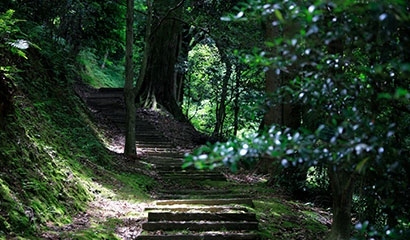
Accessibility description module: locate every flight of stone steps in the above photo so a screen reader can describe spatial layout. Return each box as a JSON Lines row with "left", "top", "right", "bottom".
{"left": 79, "top": 87, "right": 261, "bottom": 239}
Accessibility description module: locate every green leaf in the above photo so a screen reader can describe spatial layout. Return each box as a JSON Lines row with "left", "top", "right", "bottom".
{"left": 355, "top": 157, "right": 369, "bottom": 173}
{"left": 394, "top": 88, "right": 409, "bottom": 99}
{"left": 378, "top": 93, "right": 392, "bottom": 99}
{"left": 274, "top": 9, "right": 284, "bottom": 22}
{"left": 181, "top": 161, "right": 192, "bottom": 169}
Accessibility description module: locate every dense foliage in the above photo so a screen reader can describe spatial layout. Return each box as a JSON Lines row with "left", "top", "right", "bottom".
{"left": 2, "top": 0, "right": 409, "bottom": 239}
{"left": 185, "top": 0, "right": 409, "bottom": 239}
{"left": 0, "top": 1, "right": 148, "bottom": 237}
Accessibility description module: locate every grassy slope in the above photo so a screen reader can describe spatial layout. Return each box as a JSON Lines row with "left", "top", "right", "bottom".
{"left": 0, "top": 49, "right": 152, "bottom": 239}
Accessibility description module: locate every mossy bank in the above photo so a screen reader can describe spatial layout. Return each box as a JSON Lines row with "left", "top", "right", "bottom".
{"left": 0, "top": 45, "right": 152, "bottom": 238}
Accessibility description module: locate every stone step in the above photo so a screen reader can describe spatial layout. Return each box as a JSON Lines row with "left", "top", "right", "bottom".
{"left": 157, "top": 173, "right": 226, "bottom": 180}
{"left": 160, "top": 174, "right": 224, "bottom": 179}
{"left": 147, "top": 160, "right": 185, "bottom": 165}
{"left": 143, "top": 152, "right": 185, "bottom": 158}
{"left": 136, "top": 139, "right": 171, "bottom": 143}
{"left": 146, "top": 155, "right": 186, "bottom": 159}
{"left": 135, "top": 134, "right": 169, "bottom": 138}
{"left": 136, "top": 138, "right": 172, "bottom": 142}
{"left": 144, "top": 206, "right": 249, "bottom": 213}
{"left": 89, "top": 107, "right": 125, "bottom": 114}
{"left": 136, "top": 143, "right": 174, "bottom": 148}
{"left": 155, "top": 198, "right": 254, "bottom": 207}
{"left": 85, "top": 95, "right": 124, "bottom": 102}
{"left": 136, "top": 136, "right": 169, "bottom": 140}
{"left": 87, "top": 101, "right": 123, "bottom": 109}
{"left": 159, "top": 172, "right": 225, "bottom": 176}
{"left": 157, "top": 189, "right": 233, "bottom": 195}
{"left": 160, "top": 175, "right": 226, "bottom": 181}
{"left": 136, "top": 232, "right": 261, "bottom": 240}
{"left": 87, "top": 91, "right": 123, "bottom": 97}
{"left": 156, "top": 193, "right": 250, "bottom": 200}
{"left": 142, "top": 221, "right": 259, "bottom": 231}
{"left": 148, "top": 212, "right": 257, "bottom": 222}
{"left": 142, "top": 153, "right": 180, "bottom": 158}
{"left": 97, "top": 87, "right": 124, "bottom": 92}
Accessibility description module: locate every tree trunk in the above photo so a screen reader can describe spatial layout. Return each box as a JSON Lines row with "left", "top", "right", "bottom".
{"left": 124, "top": 0, "right": 136, "bottom": 155}
{"left": 233, "top": 65, "right": 242, "bottom": 136}
{"left": 174, "top": 25, "right": 190, "bottom": 105}
{"left": 213, "top": 42, "right": 232, "bottom": 139}
{"left": 262, "top": 15, "right": 300, "bottom": 129}
{"left": 263, "top": 12, "right": 304, "bottom": 194}
{"left": 323, "top": 8, "right": 353, "bottom": 238}
{"left": 327, "top": 168, "right": 355, "bottom": 240}
{"left": 137, "top": 0, "right": 187, "bottom": 122}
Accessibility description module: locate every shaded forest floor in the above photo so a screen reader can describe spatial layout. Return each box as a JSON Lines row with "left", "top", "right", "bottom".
{"left": 38, "top": 104, "right": 332, "bottom": 240}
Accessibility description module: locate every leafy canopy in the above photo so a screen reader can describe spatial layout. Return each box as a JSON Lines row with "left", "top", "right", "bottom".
{"left": 185, "top": 0, "right": 410, "bottom": 238}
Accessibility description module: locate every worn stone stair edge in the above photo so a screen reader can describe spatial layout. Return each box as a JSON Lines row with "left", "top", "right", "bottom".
{"left": 148, "top": 212, "right": 257, "bottom": 221}
{"left": 142, "top": 221, "right": 259, "bottom": 231}
{"left": 144, "top": 206, "right": 250, "bottom": 213}
{"left": 156, "top": 189, "right": 234, "bottom": 194}
{"left": 155, "top": 198, "right": 254, "bottom": 207}
{"left": 136, "top": 232, "right": 261, "bottom": 240}
{"left": 155, "top": 194, "right": 250, "bottom": 200}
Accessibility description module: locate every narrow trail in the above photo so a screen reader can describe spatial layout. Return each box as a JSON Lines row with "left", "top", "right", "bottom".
{"left": 81, "top": 87, "right": 261, "bottom": 239}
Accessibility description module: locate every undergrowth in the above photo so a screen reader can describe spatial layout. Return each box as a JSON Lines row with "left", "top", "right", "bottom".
{"left": 0, "top": 44, "right": 151, "bottom": 238}
{"left": 77, "top": 49, "right": 124, "bottom": 88}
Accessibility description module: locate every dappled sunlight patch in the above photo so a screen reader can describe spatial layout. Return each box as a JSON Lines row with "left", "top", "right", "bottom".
{"left": 223, "top": 170, "right": 269, "bottom": 184}
{"left": 41, "top": 182, "right": 153, "bottom": 239}
{"left": 253, "top": 199, "right": 330, "bottom": 239}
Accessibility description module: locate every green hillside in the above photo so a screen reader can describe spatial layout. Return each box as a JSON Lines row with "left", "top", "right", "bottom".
{"left": 0, "top": 42, "right": 153, "bottom": 239}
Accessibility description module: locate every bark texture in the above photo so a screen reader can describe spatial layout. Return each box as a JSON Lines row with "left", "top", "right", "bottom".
{"left": 213, "top": 41, "right": 232, "bottom": 139}
{"left": 124, "top": 0, "right": 136, "bottom": 155}
{"left": 327, "top": 169, "right": 355, "bottom": 240}
{"left": 137, "top": 0, "right": 186, "bottom": 122}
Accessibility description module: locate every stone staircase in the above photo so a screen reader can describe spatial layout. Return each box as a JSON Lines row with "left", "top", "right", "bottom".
{"left": 80, "top": 88, "right": 261, "bottom": 240}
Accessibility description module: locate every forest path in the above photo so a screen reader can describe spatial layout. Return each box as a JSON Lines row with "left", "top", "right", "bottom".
{"left": 80, "top": 87, "right": 261, "bottom": 239}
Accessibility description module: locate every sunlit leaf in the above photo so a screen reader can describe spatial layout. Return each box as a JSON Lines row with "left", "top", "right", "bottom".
{"left": 355, "top": 157, "right": 369, "bottom": 173}
{"left": 274, "top": 9, "right": 284, "bottom": 22}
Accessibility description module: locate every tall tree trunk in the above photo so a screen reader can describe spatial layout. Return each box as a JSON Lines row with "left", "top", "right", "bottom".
{"left": 327, "top": 168, "right": 355, "bottom": 240}
{"left": 213, "top": 42, "right": 232, "bottom": 138}
{"left": 263, "top": 13, "right": 304, "bottom": 195}
{"left": 124, "top": 0, "right": 153, "bottom": 155}
{"left": 262, "top": 14, "right": 282, "bottom": 129}
{"left": 137, "top": 0, "right": 187, "bottom": 122}
{"left": 323, "top": 6, "right": 354, "bottom": 237}
{"left": 124, "top": 0, "right": 136, "bottom": 155}
{"left": 262, "top": 16, "right": 300, "bottom": 129}
{"left": 233, "top": 65, "right": 242, "bottom": 136}
{"left": 174, "top": 25, "right": 190, "bottom": 105}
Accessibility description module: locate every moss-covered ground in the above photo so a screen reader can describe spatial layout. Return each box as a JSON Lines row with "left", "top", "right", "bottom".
{"left": 0, "top": 48, "right": 154, "bottom": 239}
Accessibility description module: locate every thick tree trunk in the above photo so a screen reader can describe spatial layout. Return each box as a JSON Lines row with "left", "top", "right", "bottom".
{"left": 327, "top": 168, "right": 355, "bottom": 240}
{"left": 263, "top": 67, "right": 282, "bottom": 127}
{"left": 262, "top": 15, "right": 300, "bottom": 129}
{"left": 137, "top": 0, "right": 187, "bottom": 122}
{"left": 263, "top": 13, "right": 304, "bottom": 194}
{"left": 124, "top": 0, "right": 136, "bottom": 155}
{"left": 174, "top": 25, "right": 191, "bottom": 105}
